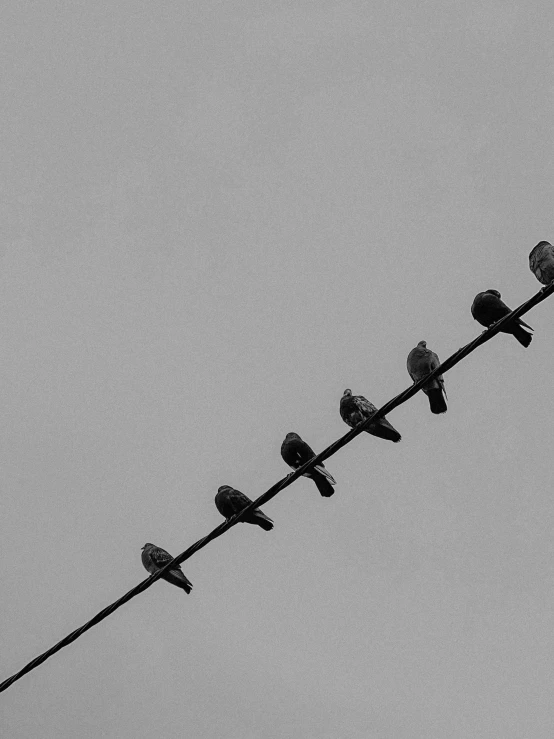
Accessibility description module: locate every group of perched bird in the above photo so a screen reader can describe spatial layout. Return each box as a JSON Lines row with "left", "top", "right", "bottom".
{"left": 141, "top": 241, "right": 554, "bottom": 594}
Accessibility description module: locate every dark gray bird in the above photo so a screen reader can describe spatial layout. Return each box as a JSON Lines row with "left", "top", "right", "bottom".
{"left": 340, "top": 389, "right": 401, "bottom": 442}
{"left": 280, "top": 432, "right": 336, "bottom": 497}
{"left": 215, "top": 485, "right": 274, "bottom": 531}
{"left": 406, "top": 341, "right": 447, "bottom": 414}
{"left": 529, "top": 241, "right": 554, "bottom": 285}
{"left": 141, "top": 543, "right": 193, "bottom": 594}
{"left": 471, "top": 290, "right": 533, "bottom": 347}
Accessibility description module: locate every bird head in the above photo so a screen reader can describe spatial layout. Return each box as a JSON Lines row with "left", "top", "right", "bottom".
{"left": 217, "top": 485, "right": 232, "bottom": 494}
{"left": 343, "top": 389, "right": 352, "bottom": 397}
{"left": 285, "top": 432, "right": 300, "bottom": 440}
{"left": 141, "top": 543, "right": 153, "bottom": 550}
{"left": 485, "top": 289, "right": 501, "bottom": 298}
{"left": 417, "top": 340, "right": 427, "bottom": 349}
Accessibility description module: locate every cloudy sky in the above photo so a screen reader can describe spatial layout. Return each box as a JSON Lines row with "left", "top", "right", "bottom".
{"left": 2, "top": 1, "right": 554, "bottom": 737}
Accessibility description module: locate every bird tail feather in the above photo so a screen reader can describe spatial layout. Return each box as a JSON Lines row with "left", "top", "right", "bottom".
{"left": 165, "top": 571, "right": 193, "bottom": 594}
{"left": 312, "top": 471, "right": 335, "bottom": 497}
{"left": 367, "top": 421, "right": 402, "bottom": 443}
{"left": 512, "top": 325, "right": 533, "bottom": 347}
{"left": 426, "top": 388, "right": 447, "bottom": 414}
{"left": 252, "top": 512, "right": 274, "bottom": 531}
{"left": 314, "top": 465, "right": 336, "bottom": 485}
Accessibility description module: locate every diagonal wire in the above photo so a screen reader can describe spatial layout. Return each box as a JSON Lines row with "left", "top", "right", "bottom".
{"left": 1, "top": 282, "right": 552, "bottom": 694}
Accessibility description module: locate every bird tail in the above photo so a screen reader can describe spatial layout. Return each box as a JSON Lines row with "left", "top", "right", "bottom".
{"left": 252, "top": 512, "right": 274, "bottom": 531}
{"left": 166, "top": 571, "right": 193, "bottom": 594}
{"left": 426, "top": 388, "right": 447, "bottom": 414}
{"left": 179, "top": 580, "right": 193, "bottom": 595}
{"left": 313, "top": 465, "right": 336, "bottom": 485}
{"left": 512, "top": 324, "right": 533, "bottom": 347}
{"left": 312, "top": 470, "right": 336, "bottom": 497}
{"left": 367, "top": 420, "right": 402, "bottom": 443}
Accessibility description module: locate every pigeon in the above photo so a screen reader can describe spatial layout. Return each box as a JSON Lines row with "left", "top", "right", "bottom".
{"left": 215, "top": 485, "right": 274, "bottom": 531}
{"left": 141, "top": 543, "right": 193, "bottom": 594}
{"left": 529, "top": 241, "right": 554, "bottom": 285}
{"left": 280, "top": 432, "right": 336, "bottom": 497}
{"left": 340, "top": 389, "right": 401, "bottom": 442}
{"left": 406, "top": 341, "right": 447, "bottom": 414}
{"left": 471, "top": 290, "right": 533, "bottom": 347}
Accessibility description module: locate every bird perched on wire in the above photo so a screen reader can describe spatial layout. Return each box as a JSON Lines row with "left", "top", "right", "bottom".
{"left": 280, "top": 432, "right": 336, "bottom": 497}
{"left": 471, "top": 290, "right": 533, "bottom": 347}
{"left": 215, "top": 485, "right": 274, "bottom": 531}
{"left": 529, "top": 241, "right": 554, "bottom": 285}
{"left": 141, "top": 543, "right": 193, "bottom": 594}
{"left": 406, "top": 341, "right": 447, "bottom": 414}
{"left": 340, "top": 389, "right": 401, "bottom": 442}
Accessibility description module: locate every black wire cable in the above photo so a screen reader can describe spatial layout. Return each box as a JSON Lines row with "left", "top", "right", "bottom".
{"left": 1, "top": 282, "right": 552, "bottom": 695}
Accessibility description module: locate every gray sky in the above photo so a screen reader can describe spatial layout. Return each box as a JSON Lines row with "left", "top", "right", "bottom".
{"left": 2, "top": 1, "right": 554, "bottom": 737}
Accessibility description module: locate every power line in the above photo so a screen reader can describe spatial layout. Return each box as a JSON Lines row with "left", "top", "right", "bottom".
{"left": 1, "top": 282, "right": 552, "bottom": 695}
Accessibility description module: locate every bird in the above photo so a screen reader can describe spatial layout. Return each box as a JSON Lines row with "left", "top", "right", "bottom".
{"left": 529, "top": 241, "right": 554, "bottom": 285}
{"left": 340, "top": 389, "right": 401, "bottom": 442}
{"left": 406, "top": 341, "right": 447, "bottom": 414}
{"left": 215, "top": 485, "right": 274, "bottom": 531}
{"left": 141, "top": 543, "right": 193, "bottom": 594}
{"left": 280, "top": 432, "right": 336, "bottom": 497}
{"left": 471, "top": 290, "right": 533, "bottom": 347}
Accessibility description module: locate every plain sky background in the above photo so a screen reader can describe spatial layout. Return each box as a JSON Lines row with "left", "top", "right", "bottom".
{"left": 1, "top": 1, "right": 554, "bottom": 737}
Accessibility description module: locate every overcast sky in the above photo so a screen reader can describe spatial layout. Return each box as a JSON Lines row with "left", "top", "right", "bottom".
{"left": 2, "top": 1, "right": 554, "bottom": 737}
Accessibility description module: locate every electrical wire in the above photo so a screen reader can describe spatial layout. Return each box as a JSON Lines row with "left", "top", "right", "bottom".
{"left": 1, "top": 281, "right": 552, "bottom": 694}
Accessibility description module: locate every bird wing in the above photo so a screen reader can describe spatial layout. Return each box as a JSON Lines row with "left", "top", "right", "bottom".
{"left": 297, "top": 438, "right": 316, "bottom": 460}
{"left": 220, "top": 487, "right": 271, "bottom": 527}
{"left": 341, "top": 394, "right": 377, "bottom": 426}
{"left": 472, "top": 293, "right": 509, "bottom": 325}
{"left": 519, "top": 317, "right": 533, "bottom": 330}
{"left": 529, "top": 243, "right": 554, "bottom": 283}
{"left": 165, "top": 569, "right": 193, "bottom": 590}
{"left": 406, "top": 348, "right": 420, "bottom": 382}
{"left": 428, "top": 351, "right": 447, "bottom": 393}
{"left": 141, "top": 549, "right": 155, "bottom": 574}
{"left": 407, "top": 348, "right": 433, "bottom": 382}
{"left": 428, "top": 350, "right": 440, "bottom": 370}
{"left": 282, "top": 438, "right": 314, "bottom": 468}
{"left": 290, "top": 448, "right": 306, "bottom": 467}
{"left": 313, "top": 465, "right": 336, "bottom": 484}
{"left": 536, "top": 262, "right": 547, "bottom": 283}
{"left": 150, "top": 547, "right": 174, "bottom": 569}
{"left": 229, "top": 488, "right": 253, "bottom": 511}
{"left": 355, "top": 395, "right": 377, "bottom": 415}
{"left": 484, "top": 294, "right": 532, "bottom": 330}
{"left": 487, "top": 295, "right": 512, "bottom": 320}
{"left": 217, "top": 487, "right": 254, "bottom": 517}
{"left": 470, "top": 295, "right": 483, "bottom": 321}
{"left": 529, "top": 245, "right": 541, "bottom": 274}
